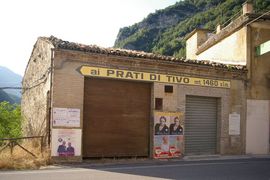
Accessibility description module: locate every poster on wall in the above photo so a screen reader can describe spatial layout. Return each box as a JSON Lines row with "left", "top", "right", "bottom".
{"left": 229, "top": 113, "right": 240, "bottom": 135}
{"left": 169, "top": 135, "right": 183, "bottom": 157}
{"left": 154, "top": 135, "right": 184, "bottom": 158}
{"left": 154, "top": 135, "right": 170, "bottom": 158}
{"left": 51, "top": 129, "right": 82, "bottom": 157}
{"left": 52, "top": 107, "right": 80, "bottom": 127}
{"left": 154, "top": 113, "right": 170, "bottom": 135}
{"left": 154, "top": 111, "right": 184, "bottom": 159}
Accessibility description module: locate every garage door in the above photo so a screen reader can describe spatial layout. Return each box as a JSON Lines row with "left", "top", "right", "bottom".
{"left": 83, "top": 78, "right": 151, "bottom": 157}
{"left": 185, "top": 96, "right": 218, "bottom": 155}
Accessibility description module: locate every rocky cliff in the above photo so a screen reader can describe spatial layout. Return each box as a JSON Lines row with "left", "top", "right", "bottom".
{"left": 114, "top": 0, "right": 270, "bottom": 57}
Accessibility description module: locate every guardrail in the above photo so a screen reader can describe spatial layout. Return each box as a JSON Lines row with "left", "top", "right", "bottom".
{"left": 0, "top": 136, "right": 44, "bottom": 157}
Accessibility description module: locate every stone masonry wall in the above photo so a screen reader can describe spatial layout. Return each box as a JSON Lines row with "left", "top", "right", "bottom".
{"left": 153, "top": 80, "right": 246, "bottom": 155}
{"left": 51, "top": 48, "right": 246, "bottom": 159}
{"left": 21, "top": 38, "right": 54, "bottom": 138}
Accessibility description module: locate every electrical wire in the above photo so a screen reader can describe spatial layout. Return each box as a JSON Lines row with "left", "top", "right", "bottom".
{"left": 21, "top": 67, "right": 51, "bottom": 93}
{"left": 245, "top": 9, "right": 270, "bottom": 27}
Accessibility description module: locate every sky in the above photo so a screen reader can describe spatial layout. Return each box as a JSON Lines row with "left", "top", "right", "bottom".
{"left": 0, "top": 0, "right": 179, "bottom": 76}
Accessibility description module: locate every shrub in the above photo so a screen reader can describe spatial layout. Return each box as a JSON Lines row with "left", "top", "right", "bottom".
{"left": 0, "top": 101, "right": 22, "bottom": 138}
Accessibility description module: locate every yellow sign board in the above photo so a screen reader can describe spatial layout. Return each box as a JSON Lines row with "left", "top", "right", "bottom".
{"left": 154, "top": 111, "right": 183, "bottom": 117}
{"left": 79, "top": 66, "right": 230, "bottom": 88}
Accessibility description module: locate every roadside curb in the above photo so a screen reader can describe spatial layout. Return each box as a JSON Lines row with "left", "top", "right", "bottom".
{"left": 182, "top": 154, "right": 270, "bottom": 161}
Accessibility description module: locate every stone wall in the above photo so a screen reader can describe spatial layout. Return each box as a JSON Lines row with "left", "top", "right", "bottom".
{"left": 21, "top": 38, "right": 53, "bottom": 138}
{"left": 50, "top": 50, "right": 84, "bottom": 162}
{"left": 51, "top": 48, "right": 246, "bottom": 159}
{"left": 153, "top": 79, "right": 246, "bottom": 155}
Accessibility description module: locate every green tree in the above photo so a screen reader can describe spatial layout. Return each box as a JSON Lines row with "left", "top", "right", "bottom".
{"left": 0, "top": 101, "right": 22, "bottom": 138}
{"left": 114, "top": 0, "right": 270, "bottom": 57}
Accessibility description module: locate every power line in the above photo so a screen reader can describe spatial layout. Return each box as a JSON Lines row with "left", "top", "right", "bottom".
{"left": 22, "top": 67, "right": 51, "bottom": 93}
{"left": 0, "top": 87, "right": 22, "bottom": 90}
{"left": 245, "top": 9, "right": 270, "bottom": 27}
{"left": 0, "top": 82, "right": 21, "bottom": 85}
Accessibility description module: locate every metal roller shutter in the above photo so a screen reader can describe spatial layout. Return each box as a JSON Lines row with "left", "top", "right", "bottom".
{"left": 185, "top": 96, "right": 218, "bottom": 155}
{"left": 83, "top": 78, "right": 151, "bottom": 158}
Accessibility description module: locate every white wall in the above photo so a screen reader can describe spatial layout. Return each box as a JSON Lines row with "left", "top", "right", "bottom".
{"left": 246, "top": 100, "right": 270, "bottom": 154}
{"left": 197, "top": 27, "right": 247, "bottom": 65}
{"left": 186, "top": 33, "right": 198, "bottom": 60}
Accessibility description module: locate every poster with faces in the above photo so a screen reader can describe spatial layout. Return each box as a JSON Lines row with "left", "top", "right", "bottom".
{"left": 154, "top": 111, "right": 184, "bottom": 159}
{"left": 51, "top": 129, "right": 82, "bottom": 157}
{"left": 154, "top": 113, "right": 170, "bottom": 135}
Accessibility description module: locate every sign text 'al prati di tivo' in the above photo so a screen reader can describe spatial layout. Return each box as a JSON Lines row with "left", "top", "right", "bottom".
{"left": 79, "top": 66, "right": 230, "bottom": 88}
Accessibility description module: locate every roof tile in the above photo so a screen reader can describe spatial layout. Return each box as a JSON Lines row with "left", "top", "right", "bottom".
{"left": 43, "top": 36, "right": 246, "bottom": 71}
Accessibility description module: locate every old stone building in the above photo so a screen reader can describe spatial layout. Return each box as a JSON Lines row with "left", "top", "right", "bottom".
{"left": 22, "top": 35, "right": 246, "bottom": 161}
{"left": 22, "top": 39, "right": 53, "bottom": 137}
{"left": 22, "top": 2, "right": 269, "bottom": 162}
{"left": 185, "top": 2, "right": 270, "bottom": 154}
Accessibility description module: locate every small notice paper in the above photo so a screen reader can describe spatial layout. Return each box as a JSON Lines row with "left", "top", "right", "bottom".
{"left": 229, "top": 113, "right": 240, "bottom": 135}
{"left": 52, "top": 108, "right": 80, "bottom": 127}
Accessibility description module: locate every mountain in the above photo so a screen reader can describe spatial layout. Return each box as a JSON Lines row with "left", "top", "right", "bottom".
{"left": 114, "top": 0, "right": 270, "bottom": 57}
{"left": 0, "top": 66, "right": 22, "bottom": 103}
{"left": 0, "top": 89, "right": 15, "bottom": 104}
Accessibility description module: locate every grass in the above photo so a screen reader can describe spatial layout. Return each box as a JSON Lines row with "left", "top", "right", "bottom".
{"left": 0, "top": 141, "right": 51, "bottom": 170}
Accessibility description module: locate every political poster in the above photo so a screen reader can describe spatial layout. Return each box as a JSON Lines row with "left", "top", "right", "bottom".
{"left": 154, "top": 113, "right": 170, "bottom": 135}
{"left": 154, "top": 135, "right": 170, "bottom": 158}
{"left": 154, "top": 111, "right": 184, "bottom": 159}
{"left": 169, "top": 113, "right": 184, "bottom": 135}
{"left": 51, "top": 129, "right": 82, "bottom": 157}
{"left": 154, "top": 135, "right": 184, "bottom": 158}
{"left": 169, "top": 135, "right": 184, "bottom": 157}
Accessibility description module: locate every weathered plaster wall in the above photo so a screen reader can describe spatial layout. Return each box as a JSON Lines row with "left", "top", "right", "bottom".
{"left": 197, "top": 27, "right": 247, "bottom": 64}
{"left": 186, "top": 33, "right": 199, "bottom": 60}
{"left": 21, "top": 38, "right": 53, "bottom": 137}
{"left": 186, "top": 31, "right": 209, "bottom": 60}
{"left": 248, "top": 25, "right": 270, "bottom": 100}
{"left": 245, "top": 24, "right": 270, "bottom": 155}
{"left": 153, "top": 79, "right": 246, "bottom": 155}
{"left": 246, "top": 100, "right": 270, "bottom": 154}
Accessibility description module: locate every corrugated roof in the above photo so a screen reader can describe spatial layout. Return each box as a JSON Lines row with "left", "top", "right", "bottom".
{"left": 43, "top": 36, "right": 246, "bottom": 71}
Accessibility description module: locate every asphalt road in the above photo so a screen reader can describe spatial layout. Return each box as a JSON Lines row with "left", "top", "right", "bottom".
{"left": 1, "top": 158, "right": 270, "bottom": 180}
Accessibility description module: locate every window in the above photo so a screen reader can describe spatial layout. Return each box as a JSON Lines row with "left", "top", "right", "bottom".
{"left": 164, "top": 85, "right": 173, "bottom": 93}
{"left": 256, "top": 40, "right": 270, "bottom": 56}
{"left": 155, "top": 98, "right": 163, "bottom": 110}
